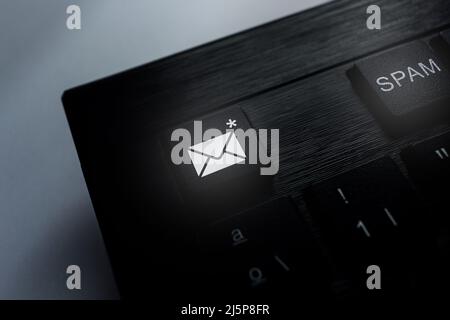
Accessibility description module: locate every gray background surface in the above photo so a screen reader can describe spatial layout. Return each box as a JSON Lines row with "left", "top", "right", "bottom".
{"left": 0, "top": 0, "right": 328, "bottom": 299}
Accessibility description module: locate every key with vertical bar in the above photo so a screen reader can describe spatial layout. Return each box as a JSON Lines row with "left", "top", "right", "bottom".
{"left": 304, "top": 157, "right": 429, "bottom": 296}
{"left": 198, "top": 197, "right": 331, "bottom": 299}
{"left": 401, "top": 132, "right": 450, "bottom": 206}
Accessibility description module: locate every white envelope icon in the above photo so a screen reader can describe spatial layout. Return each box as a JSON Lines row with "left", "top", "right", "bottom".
{"left": 187, "top": 132, "right": 246, "bottom": 177}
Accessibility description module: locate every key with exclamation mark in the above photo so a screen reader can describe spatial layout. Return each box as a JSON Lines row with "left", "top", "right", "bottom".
{"left": 337, "top": 188, "right": 349, "bottom": 204}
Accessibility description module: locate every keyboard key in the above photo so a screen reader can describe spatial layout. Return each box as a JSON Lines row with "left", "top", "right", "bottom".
{"left": 431, "top": 30, "right": 450, "bottom": 70}
{"left": 432, "top": 29, "right": 450, "bottom": 51}
{"left": 401, "top": 132, "right": 450, "bottom": 207}
{"left": 348, "top": 41, "right": 450, "bottom": 135}
{"left": 161, "top": 106, "right": 272, "bottom": 224}
{"left": 198, "top": 197, "right": 330, "bottom": 298}
{"left": 441, "top": 29, "right": 450, "bottom": 45}
{"left": 401, "top": 132, "right": 450, "bottom": 295}
{"left": 304, "top": 157, "right": 427, "bottom": 296}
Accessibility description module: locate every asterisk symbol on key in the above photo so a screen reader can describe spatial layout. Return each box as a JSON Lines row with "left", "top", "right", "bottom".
{"left": 226, "top": 119, "right": 237, "bottom": 128}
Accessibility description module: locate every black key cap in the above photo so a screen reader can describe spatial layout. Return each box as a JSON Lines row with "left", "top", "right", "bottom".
{"left": 198, "top": 197, "right": 330, "bottom": 299}
{"left": 441, "top": 29, "right": 450, "bottom": 45}
{"left": 401, "top": 132, "right": 450, "bottom": 207}
{"left": 348, "top": 41, "right": 450, "bottom": 136}
{"left": 431, "top": 30, "right": 450, "bottom": 70}
{"left": 304, "top": 157, "right": 426, "bottom": 296}
{"left": 161, "top": 106, "right": 272, "bottom": 224}
{"left": 431, "top": 29, "right": 450, "bottom": 51}
{"left": 401, "top": 132, "right": 450, "bottom": 294}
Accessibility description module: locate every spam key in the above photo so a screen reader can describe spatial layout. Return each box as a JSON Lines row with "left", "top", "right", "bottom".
{"left": 348, "top": 41, "right": 450, "bottom": 135}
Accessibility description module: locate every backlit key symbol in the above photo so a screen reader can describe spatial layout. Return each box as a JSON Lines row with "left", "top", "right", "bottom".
{"left": 231, "top": 228, "right": 248, "bottom": 246}
{"left": 357, "top": 220, "right": 371, "bottom": 238}
{"left": 435, "top": 147, "right": 449, "bottom": 159}
{"left": 274, "top": 255, "right": 290, "bottom": 272}
{"left": 337, "top": 188, "right": 349, "bottom": 204}
{"left": 249, "top": 267, "right": 266, "bottom": 287}
{"left": 384, "top": 208, "right": 398, "bottom": 227}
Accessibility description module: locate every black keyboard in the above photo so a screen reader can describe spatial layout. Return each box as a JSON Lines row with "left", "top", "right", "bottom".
{"left": 62, "top": 0, "right": 450, "bottom": 312}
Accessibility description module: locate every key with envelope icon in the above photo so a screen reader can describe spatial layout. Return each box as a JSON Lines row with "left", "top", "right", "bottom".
{"left": 188, "top": 131, "right": 247, "bottom": 177}
{"left": 162, "top": 106, "right": 273, "bottom": 225}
